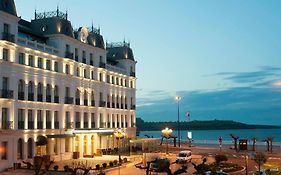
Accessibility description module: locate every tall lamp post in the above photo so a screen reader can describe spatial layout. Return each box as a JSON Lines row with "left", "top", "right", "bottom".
{"left": 161, "top": 127, "right": 173, "bottom": 154}
{"left": 175, "top": 96, "right": 182, "bottom": 147}
{"left": 114, "top": 128, "right": 126, "bottom": 175}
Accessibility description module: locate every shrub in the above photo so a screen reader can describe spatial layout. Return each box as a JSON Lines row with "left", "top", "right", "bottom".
{"left": 109, "top": 161, "right": 114, "bottom": 167}
{"left": 113, "top": 160, "right": 118, "bottom": 165}
{"left": 123, "top": 158, "right": 128, "bottom": 163}
{"left": 102, "top": 163, "right": 107, "bottom": 168}
{"left": 215, "top": 154, "right": 228, "bottom": 165}
{"left": 53, "top": 165, "right": 59, "bottom": 171}
{"left": 96, "top": 164, "right": 100, "bottom": 170}
{"left": 63, "top": 165, "right": 69, "bottom": 172}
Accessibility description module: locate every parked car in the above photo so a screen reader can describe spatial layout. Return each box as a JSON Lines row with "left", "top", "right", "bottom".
{"left": 176, "top": 150, "right": 192, "bottom": 163}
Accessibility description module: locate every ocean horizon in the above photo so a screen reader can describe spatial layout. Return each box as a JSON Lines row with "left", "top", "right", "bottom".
{"left": 139, "top": 128, "right": 281, "bottom": 146}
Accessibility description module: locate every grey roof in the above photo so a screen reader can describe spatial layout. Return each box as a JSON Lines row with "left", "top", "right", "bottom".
{"left": 87, "top": 32, "right": 105, "bottom": 49}
{"left": 107, "top": 45, "right": 135, "bottom": 61}
{"left": 0, "top": 0, "right": 17, "bottom": 16}
{"left": 30, "top": 17, "right": 74, "bottom": 37}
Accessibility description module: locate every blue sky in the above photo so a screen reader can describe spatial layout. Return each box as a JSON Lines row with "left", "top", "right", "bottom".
{"left": 15, "top": 0, "right": 281, "bottom": 124}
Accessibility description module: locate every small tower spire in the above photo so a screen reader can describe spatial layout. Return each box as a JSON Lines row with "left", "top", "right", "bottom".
{"left": 56, "top": 5, "right": 59, "bottom": 17}
{"left": 34, "top": 9, "right": 37, "bottom": 19}
{"left": 91, "top": 20, "right": 94, "bottom": 32}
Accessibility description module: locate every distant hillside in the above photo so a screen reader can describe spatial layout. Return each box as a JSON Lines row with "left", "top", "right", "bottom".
{"left": 136, "top": 118, "right": 281, "bottom": 131}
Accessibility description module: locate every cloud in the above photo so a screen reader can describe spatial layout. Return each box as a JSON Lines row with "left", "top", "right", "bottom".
{"left": 214, "top": 66, "right": 281, "bottom": 85}
{"left": 137, "top": 87, "right": 281, "bottom": 125}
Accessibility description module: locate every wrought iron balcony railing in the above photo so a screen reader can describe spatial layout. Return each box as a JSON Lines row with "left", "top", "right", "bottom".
{"left": 0, "top": 89, "right": 13, "bottom": 99}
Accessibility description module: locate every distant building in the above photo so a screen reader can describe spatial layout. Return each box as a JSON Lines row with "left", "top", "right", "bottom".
{"left": 0, "top": 0, "right": 137, "bottom": 170}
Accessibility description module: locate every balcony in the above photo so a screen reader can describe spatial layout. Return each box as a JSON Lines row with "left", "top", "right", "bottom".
{"left": 0, "top": 89, "right": 13, "bottom": 99}
{"left": 116, "top": 103, "right": 120, "bottom": 108}
{"left": 18, "top": 92, "right": 24, "bottom": 100}
{"left": 121, "top": 104, "right": 124, "bottom": 109}
{"left": 131, "top": 105, "right": 136, "bottom": 110}
{"left": 99, "top": 101, "right": 106, "bottom": 107}
{"left": 125, "top": 104, "right": 128, "bottom": 109}
{"left": 46, "top": 122, "right": 52, "bottom": 129}
{"left": 28, "top": 93, "right": 34, "bottom": 101}
{"left": 112, "top": 103, "right": 115, "bottom": 108}
{"left": 75, "top": 56, "right": 79, "bottom": 61}
{"left": 90, "top": 60, "right": 94, "bottom": 66}
{"left": 99, "top": 62, "right": 106, "bottom": 68}
{"left": 1, "top": 121, "right": 11, "bottom": 129}
{"left": 91, "top": 122, "right": 95, "bottom": 128}
{"left": 54, "top": 121, "right": 59, "bottom": 129}
{"left": 75, "top": 122, "right": 80, "bottom": 129}
{"left": 130, "top": 72, "right": 136, "bottom": 77}
{"left": 65, "top": 122, "right": 73, "bottom": 129}
{"left": 91, "top": 100, "right": 95, "bottom": 107}
{"left": 28, "top": 122, "right": 34, "bottom": 129}
{"left": 37, "top": 122, "right": 43, "bottom": 129}
{"left": 37, "top": 94, "right": 43, "bottom": 102}
{"left": 18, "top": 121, "right": 24, "bottom": 129}
{"left": 65, "top": 97, "right": 74, "bottom": 104}
{"left": 84, "top": 122, "right": 89, "bottom": 128}
{"left": 82, "top": 58, "right": 86, "bottom": 64}
{"left": 65, "top": 51, "right": 73, "bottom": 59}
{"left": 107, "top": 102, "right": 110, "bottom": 108}
{"left": 54, "top": 96, "right": 59, "bottom": 103}
{"left": 46, "top": 95, "right": 52, "bottom": 102}
{"left": 75, "top": 98, "right": 80, "bottom": 105}
{"left": 84, "top": 100, "right": 88, "bottom": 106}
{"left": 2, "top": 32, "right": 15, "bottom": 43}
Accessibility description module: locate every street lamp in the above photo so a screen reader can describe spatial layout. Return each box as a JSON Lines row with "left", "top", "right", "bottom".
{"left": 114, "top": 128, "right": 126, "bottom": 175}
{"left": 175, "top": 96, "right": 182, "bottom": 147}
{"left": 162, "top": 127, "right": 173, "bottom": 154}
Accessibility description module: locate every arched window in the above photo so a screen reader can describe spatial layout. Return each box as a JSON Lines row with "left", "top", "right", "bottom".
{"left": 84, "top": 90, "right": 88, "bottom": 106}
{"left": 46, "top": 84, "right": 52, "bottom": 102}
{"left": 18, "top": 80, "right": 25, "bottom": 92}
{"left": 27, "top": 138, "right": 33, "bottom": 159}
{"left": 75, "top": 89, "right": 80, "bottom": 105}
{"left": 54, "top": 85, "right": 59, "bottom": 103}
{"left": 17, "top": 138, "right": 24, "bottom": 160}
{"left": 18, "top": 80, "right": 25, "bottom": 100}
{"left": 28, "top": 81, "right": 34, "bottom": 101}
{"left": 37, "top": 83, "right": 43, "bottom": 101}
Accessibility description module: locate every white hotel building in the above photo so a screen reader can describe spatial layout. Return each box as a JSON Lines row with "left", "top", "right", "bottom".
{"left": 0, "top": 0, "right": 137, "bottom": 170}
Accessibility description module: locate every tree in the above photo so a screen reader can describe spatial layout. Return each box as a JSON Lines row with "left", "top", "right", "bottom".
{"left": 254, "top": 152, "right": 267, "bottom": 173}
{"left": 230, "top": 134, "right": 239, "bottom": 152}
{"left": 251, "top": 137, "right": 257, "bottom": 151}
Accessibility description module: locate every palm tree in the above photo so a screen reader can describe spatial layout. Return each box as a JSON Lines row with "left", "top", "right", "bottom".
{"left": 230, "top": 134, "right": 239, "bottom": 152}
{"left": 254, "top": 152, "right": 267, "bottom": 173}
{"left": 251, "top": 137, "right": 257, "bottom": 151}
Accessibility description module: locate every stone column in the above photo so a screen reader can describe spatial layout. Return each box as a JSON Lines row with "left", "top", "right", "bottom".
{"left": 34, "top": 109, "right": 37, "bottom": 129}
{"left": 51, "top": 111, "right": 54, "bottom": 129}
{"left": 24, "top": 109, "right": 28, "bottom": 129}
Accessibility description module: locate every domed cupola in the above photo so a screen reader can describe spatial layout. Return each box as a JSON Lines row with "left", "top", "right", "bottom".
{"left": 106, "top": 41, "right": 135, "bottom": 61}
{"left": 0, "top": 0, "right": 17, "bottom": 16}
{"left": 30, "top": 8, "right": 74, "bottom": 38}
{"left": 87, "top": 26, "right": 105, "bottom": 49}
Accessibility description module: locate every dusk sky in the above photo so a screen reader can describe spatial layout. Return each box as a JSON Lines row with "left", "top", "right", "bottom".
{"left": 15, "top": 0, "right": 281, "bottom": 124}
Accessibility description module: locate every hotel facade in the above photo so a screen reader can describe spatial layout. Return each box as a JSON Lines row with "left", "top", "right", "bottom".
{"left": 0, "top": 0, "right": 137, "bottom": 170}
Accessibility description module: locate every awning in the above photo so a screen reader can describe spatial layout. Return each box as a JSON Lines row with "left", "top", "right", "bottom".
{"left": 36, "top": 135, "right": 48, "bottom": 146}
{"left": 46, "top": 134, "right": 75, "bottom": 139}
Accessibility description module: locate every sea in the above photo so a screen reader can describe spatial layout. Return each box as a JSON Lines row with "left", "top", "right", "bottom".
{"left": 139, "top": 128, "right": 281, "bottom": 146}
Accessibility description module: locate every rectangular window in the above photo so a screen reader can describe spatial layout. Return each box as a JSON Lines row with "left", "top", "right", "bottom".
{"left": 54, "top": 111, "right": 59, "bottom": 129}
{"left": 2, "top": 77, "right": 8, "bottom": 90}
{"left": 54, "top": 62, "right": 58, "bottom": 72}
{"left": 28, "top": 55, "right": 34, "bottom": 67}
{"left": 91, "top": 71, "right": 94, "bottom": 80}
{"left": 66, "top": 44, "right": 70, "bottom": 52}
{"left": 84, "top": 69, "right": 87, "bottom": 78}
{"left": 82, "top": 50, "right": 86, "bottom": 63}
{"left": 46, "top": 60, "right": 51, "bottom": 70}
{"left": 65, "top": 64, "right": 69, "bottom": 74}
{"left": 37, "top": 110, "right": 43, "bottom": 129}
{"left": 3, "top": 48, "right": 9, "bottom": 61}
{"left": 91, "top": 113, "right": 95, "bottom": 128}
{"left": 75, "top": 112, "right": 80, "bottom": 129}
{"left": 1, "top": 142, "right": 8, "bottom": 160}
{"left": 3, "top": 23, "right": 9, "bottom": 33}
{"left": 46, "top": 110, "right": 51, "bottom": 129}
{"left": 18, "top": 109, "right": 24, "bottom": 129}
{"left": 28, "top": 110, "right": 34, "bottom": 129}
{"left": 65, "top": 112, "right": 70, "bottom": 129}
{"left": 18, "top": 53, "right": 25, "bottom": 64}
{"left": 90, "top": 53, "right": 93, "bottom": 65}
{"left": 84, "top": 112, "right": 88, "bottom": 128}
{"left": 1, "top": 108, "right": 9, "bottom": 129}
{"left": 38, "top": 57, "right": 43, "bottom": 68}
{"left": 75, "top": 48, "right": 78, "bottom": 61}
